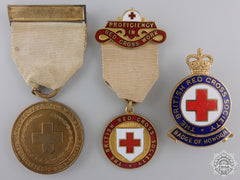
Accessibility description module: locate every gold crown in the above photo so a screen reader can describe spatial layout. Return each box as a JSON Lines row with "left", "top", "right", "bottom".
{"left": 186, "top": 48, "right": 213, "bottom": 75}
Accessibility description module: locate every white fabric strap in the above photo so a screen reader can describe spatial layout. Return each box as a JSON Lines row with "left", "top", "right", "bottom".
{"left": 11, "top": 22, "right": 87, "bottom": 90}
{"left": 102, "top": 43, "right": 159, "bottom": 103}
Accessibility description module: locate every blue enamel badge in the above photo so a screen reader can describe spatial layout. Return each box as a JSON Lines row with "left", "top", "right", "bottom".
{"left": 168, "top": 49, "right": 233, "bottom": 147}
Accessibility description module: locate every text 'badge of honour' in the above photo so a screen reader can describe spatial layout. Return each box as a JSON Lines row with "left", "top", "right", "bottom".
{"left": 168, "top": 48, "right": 232, "bottom": 147}
{"left": 96, "top": 9, "right": 166, "bottom": 169}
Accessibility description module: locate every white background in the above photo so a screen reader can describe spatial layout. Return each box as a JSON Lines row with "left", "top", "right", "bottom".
{"left": 0, "top": 0, "right": 239, "bottom": 180}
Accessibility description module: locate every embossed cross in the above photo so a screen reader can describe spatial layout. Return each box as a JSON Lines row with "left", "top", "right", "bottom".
{"left": 32, "top": 123, "right": 63, "bottom": 153}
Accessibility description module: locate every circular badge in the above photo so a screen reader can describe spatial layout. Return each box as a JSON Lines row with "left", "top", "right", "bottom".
{"left": 11, "top": 100, "right": 84, "bottom": 174}
{"left": 170, "top": 75, "right": 231, "bottom": 135}
{"left": 102, "top": 114, "right": 157, "bottom": 169}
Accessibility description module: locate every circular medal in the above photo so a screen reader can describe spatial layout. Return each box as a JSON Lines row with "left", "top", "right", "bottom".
{"left": 11, "top": 100, "right": 84, "bottom": 174}
{"left": 102, "top": 114, "right": 157, "bottom": 169}
{"left": 168, "top": 49, "right": 233, "bottom": 147}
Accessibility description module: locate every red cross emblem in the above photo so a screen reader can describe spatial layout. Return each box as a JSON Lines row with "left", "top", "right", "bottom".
{"left": 128, "top": 12, "right": 136, "bottom": 20}
{"left": 120, "top": 132, "right": 140, "bottom": 153}
{"left": 186, "top": 89, "right": 218, "bottom": 121}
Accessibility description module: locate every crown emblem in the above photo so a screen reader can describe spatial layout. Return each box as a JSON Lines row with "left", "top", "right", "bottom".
{"left": 186, "top": 48, "right": 213, "bottom": 75}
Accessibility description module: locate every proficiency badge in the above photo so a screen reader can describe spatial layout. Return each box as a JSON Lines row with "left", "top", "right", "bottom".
{"left": 96, "top": 9, "right": 166, "bottom": 168}
{"left": 168, "top": 48, "right": 232, "bottom": 147}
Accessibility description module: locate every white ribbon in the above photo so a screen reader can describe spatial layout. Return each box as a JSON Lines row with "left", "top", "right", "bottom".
{"left": 11, "top": 22, "right": 87, "bottom": 90}
{"left": 102, "top": 43, "right": 159, "bottom": 103}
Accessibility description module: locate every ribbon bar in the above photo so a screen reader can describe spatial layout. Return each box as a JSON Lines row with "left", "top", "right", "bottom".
{"left": 8, "top": 5, "right": 86, "bottom": 24}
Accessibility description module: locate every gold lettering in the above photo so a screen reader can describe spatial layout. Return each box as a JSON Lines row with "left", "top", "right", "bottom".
{"left": 218, "top": 118, "right": 224, "bottom": 124}
{"left": 194, "top": 139, "right": 201, "bottom": 144}
{"left": 137, "top": 117, "right": 141, "bottom": 122}
{"left": 105, "top": 149, "right": 110, "bottom": 153}
{"left": 151, "top": 144, "right": 156, "bottom": 148}
{"left": 220, "top": 86, "right": 225, "bottom": 93}
{"left": 150, "top": 131, "right": 155, "bottom": 135}
{"left": 173, "top": 108, "right": 179, "bottom": 114}
{"left": 119, "top": 39, "right": 123, "bottom": 45}
{"left": 179, "top": 85, "right": 185, "bottom": 91}
{"left": 110, "top": 124, "right": 114, "bottom": 128}
{"left": 197, "top": 76, "right": 203, "bottom": 82}
{"left": 172, "top": 99, "right": 179, "bottom": 104}
{"left": 175, "top": 114, "right": 181, "bottom": 119}
{"left": 211, "top": 79, "right": 216, "bottom": 86}
{"left": 117, "top": 118, "right": 122, "bottom": 123}
{"left": 186, "top": 80, "right": 191, "bottom": 86}
{"left": 191, "top": 77, "right": 197, "bottom": 83}
{"left": 173, "top": 129, "right": 179, "bottom": 136}
{"left": 176, "top": 90, "right": 182, "bottom": 96}
{"left": 216, "top": 83, "right": 221, "bottom": 89}
{"left": 206, "top": 77, "right": 211, "bottom": 83}
{"left": 210, "top": 125, "right": 216, "bottom": 131}
{"left": 109, "top": 22, "right": 113, "bottom": 27}
{"left": 180, "top": 120, "right": 186, "bottom": 127}
{"left": 142, "top": 38, "right": 147, "bottom": 43}
{"left": 222, "top": 91, "right": 227, "bottom": 97}
{"left": 105, "top": 29, "right": 109, "bottom": 35}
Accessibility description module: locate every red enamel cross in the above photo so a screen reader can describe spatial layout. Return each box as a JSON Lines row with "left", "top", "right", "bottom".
{"left": 186, "top": 89, "right": 217, "bottom": 121}
{"left": 120, "top": 132, "right": 140, "bottom": 153}
{"left": 128, "top": 12, "right": 136, "bottom": 19}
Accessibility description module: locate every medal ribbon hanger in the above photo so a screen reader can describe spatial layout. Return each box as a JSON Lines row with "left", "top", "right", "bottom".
{"left": 96, "top": 8, "right": 166, "bottom": 103}
{"left": 9, "top": 5, "right": 87, "bottom": 96}
{"left": 8, "top": 5, "right": 86, "bottom": 174}
{"left": 96, "top": 9, "right": 166, "bottom": 169}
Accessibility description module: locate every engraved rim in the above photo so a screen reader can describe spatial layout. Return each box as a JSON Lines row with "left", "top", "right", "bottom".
{"left": 11, "top": 100, "right": 84, "bottom": 174}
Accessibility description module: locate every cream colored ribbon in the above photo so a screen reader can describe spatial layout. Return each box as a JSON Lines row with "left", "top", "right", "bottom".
{"left": 102, "top": 43, "right": 159, "bottom": 103}
{"left": 11, "top": 22, "right": 87, "bottom": 90}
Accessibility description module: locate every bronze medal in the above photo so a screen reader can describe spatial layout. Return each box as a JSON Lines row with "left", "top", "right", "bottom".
{"left": 12, "top": 100, "right": 83, "bottom": 174}
{"left": 8, "top": 5, "right": 87, "bottom": 173}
